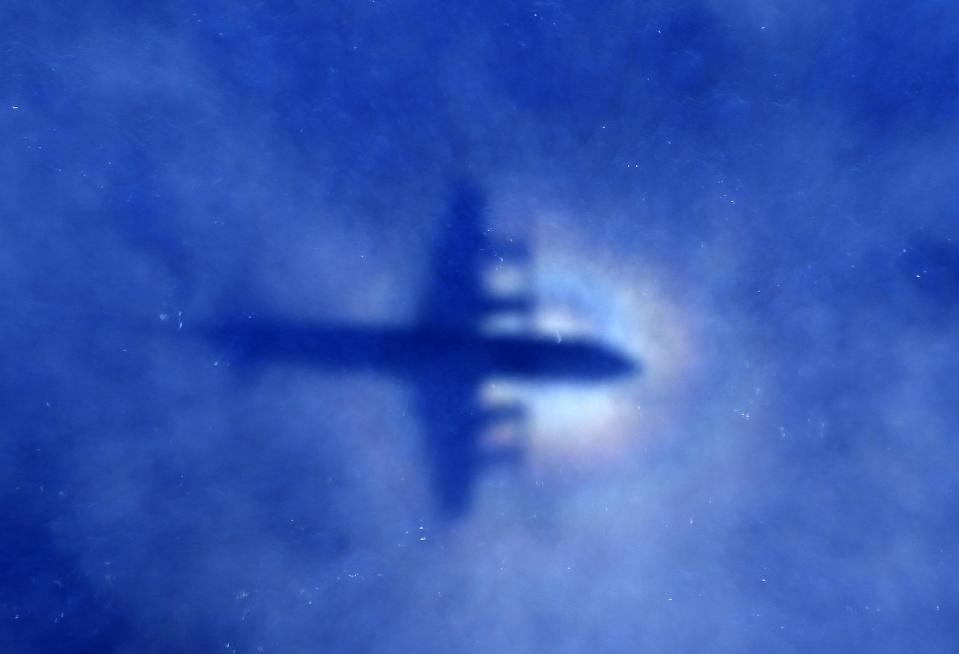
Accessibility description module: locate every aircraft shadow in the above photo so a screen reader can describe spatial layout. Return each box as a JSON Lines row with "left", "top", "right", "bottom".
{"left": 205, "top": 181, "right": 639, "bottom": 517}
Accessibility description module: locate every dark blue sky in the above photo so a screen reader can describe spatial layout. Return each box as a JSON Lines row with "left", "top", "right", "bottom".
{"left": 4, "top": 2, "right": 959, "bottom": 652}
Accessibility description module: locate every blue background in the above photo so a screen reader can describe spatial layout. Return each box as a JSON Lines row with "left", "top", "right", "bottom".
{"left": 3, "top": 2, "right": 959, "bottom": 652}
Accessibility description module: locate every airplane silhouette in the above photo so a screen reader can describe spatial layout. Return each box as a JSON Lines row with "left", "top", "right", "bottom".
{"left": 205, "top": 181, "right": 638, "bottom": 516}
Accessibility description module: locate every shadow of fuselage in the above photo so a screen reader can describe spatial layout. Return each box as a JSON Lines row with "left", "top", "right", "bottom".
{"left": 213, "top": 321, "right": 637, "bottom": 381}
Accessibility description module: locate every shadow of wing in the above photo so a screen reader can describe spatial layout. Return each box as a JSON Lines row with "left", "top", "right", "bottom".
{"left": 412, "top": 371, "right": 485, "bottom": 518}
{"left": 417, "top": 180, "right": 489, "bottom": 330}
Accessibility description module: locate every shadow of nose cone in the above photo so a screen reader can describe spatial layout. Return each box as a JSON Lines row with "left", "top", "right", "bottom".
{"left": 611, "top": 351, "right": 641, "bottom": 378}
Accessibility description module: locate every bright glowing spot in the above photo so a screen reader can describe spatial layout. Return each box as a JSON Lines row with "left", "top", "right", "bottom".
{"left": 480, "top": 221, "right": 701, "bottom": 474}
